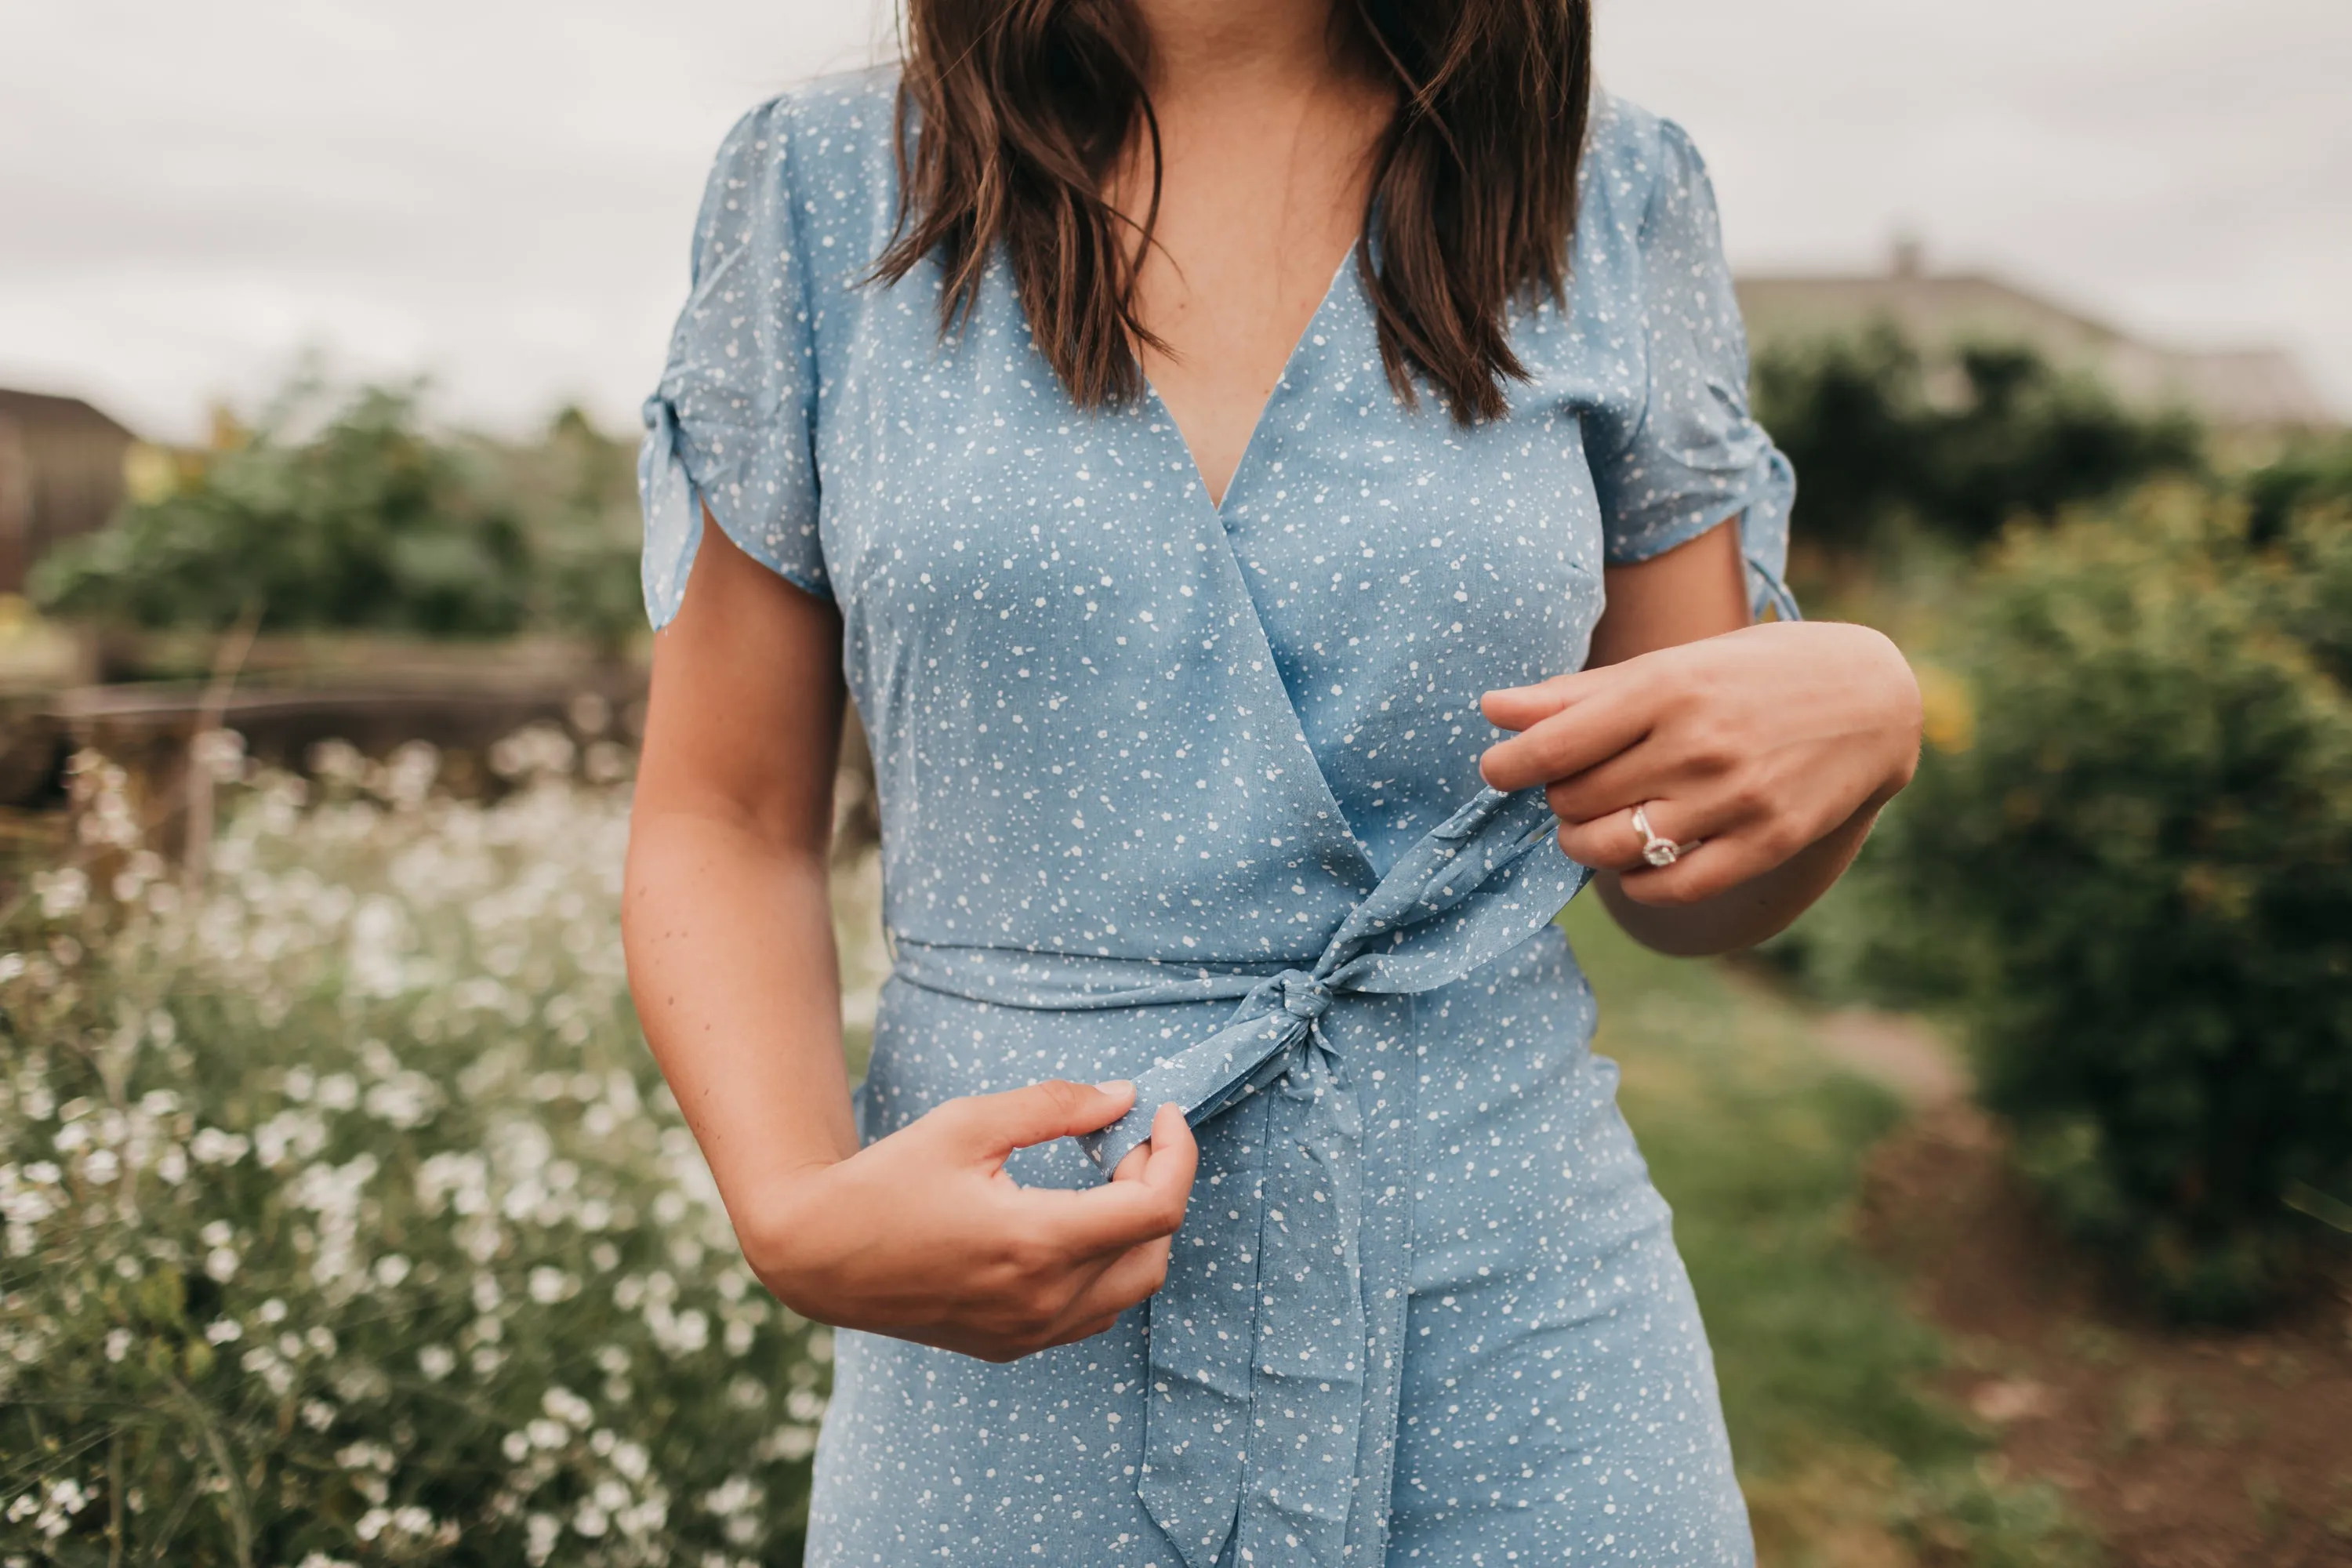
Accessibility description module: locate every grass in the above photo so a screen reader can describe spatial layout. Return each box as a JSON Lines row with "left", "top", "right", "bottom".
{"left": 1564, "top": 898, "right": 2099, "bottom": 1567}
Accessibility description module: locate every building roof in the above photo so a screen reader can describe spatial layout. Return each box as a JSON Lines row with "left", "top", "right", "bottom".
{"left": 1733, "top": 249, "right": 2338, "bottom": 431}
{"left": 0, "top": 390, "right": 137, "bottom": 443}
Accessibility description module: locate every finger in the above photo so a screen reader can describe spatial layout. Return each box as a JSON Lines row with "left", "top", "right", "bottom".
{"left": 1610, "top": 826, "right": 1798, "bottom": 907}
{"left": 1110, "top": 1136, "right": 1151, "bottom": 1184}
{"left": 1552, "top": 801, "right": 1653, "bottom": 873}
{"left": 1553, "top": 796, "right": 1717, "bottom": 874}
{"left": 1134, "top": 1103, "right": 1199, "bottom": 1210}
{"left": 1479, "top": 681, "right": 1653, "bottom": 793}
{"left": 1058, "top": 1235, "right": 1173, "bottom": 1326}
{"left": 1027, "top": 1105, "right": 1197, "bottom": 1258}
{"left": 1112, "top": 1103, "right": 1196, "bottom": 1192}
{"left": 1534, "top": 710, "right": 1750, "bottom": 826}
{"left": 942, "top": 1078, "right": 1137, "bottom": 1161}
{"left": 1479, "top": 666, "right": 1611, "bottom": 734}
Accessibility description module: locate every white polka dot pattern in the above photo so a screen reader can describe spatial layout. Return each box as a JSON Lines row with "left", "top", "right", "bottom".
{"left": 639, "top": 67, "right": 1787, "bottom": 1568}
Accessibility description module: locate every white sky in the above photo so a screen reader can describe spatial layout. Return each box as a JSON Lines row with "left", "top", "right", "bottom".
{"left": 3, "top": 0, "right": 2346, "bottom": 441}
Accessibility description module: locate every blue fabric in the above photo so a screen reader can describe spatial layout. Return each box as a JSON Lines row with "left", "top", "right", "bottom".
{"left": 641, "top": 67, "right": 1790, "bottom": 1568}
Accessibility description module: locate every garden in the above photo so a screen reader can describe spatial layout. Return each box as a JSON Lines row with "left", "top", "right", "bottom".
{"left": 1, "top": 352, "right": 2347, "bottom": 1565}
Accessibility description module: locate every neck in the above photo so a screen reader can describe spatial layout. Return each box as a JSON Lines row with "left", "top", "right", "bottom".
{"left": 1131, "top": 0, "right": 1352, "bottom": 98}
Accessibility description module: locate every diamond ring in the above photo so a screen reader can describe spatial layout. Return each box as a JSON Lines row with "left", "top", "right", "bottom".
{"left": 1630, "top": 803, "right": 1701, "bottom": 869}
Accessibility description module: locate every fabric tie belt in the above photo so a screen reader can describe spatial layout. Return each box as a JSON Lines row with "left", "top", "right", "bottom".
{"left": 891, "top": 786, "right": 1590, "bottom": 1568}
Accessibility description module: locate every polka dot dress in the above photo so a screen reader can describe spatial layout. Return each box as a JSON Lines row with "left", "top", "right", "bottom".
{"left": 641, "top": 67, "right": 1792, "bottom": 1568}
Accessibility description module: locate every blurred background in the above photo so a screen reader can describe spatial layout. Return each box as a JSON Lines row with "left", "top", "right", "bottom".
{"left": 0, "top": 3, "right": 2345, "bottom": 1565}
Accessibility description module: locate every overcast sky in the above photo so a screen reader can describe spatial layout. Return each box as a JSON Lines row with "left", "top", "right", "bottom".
{"left": 3, "top": 0, "right": 2346, "bottom": 441}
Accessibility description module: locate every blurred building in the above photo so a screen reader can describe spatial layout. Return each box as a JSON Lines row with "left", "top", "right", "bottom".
{"left": 0, "top": 389, "right": 137, "bottom": 593}
{"left": 1737, "top": 240, "right": 2337, "bottom": 434}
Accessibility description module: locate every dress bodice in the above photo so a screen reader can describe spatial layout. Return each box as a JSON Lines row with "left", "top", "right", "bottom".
{"left": 640, "top": 70, "right": 1790, "bottom": 961}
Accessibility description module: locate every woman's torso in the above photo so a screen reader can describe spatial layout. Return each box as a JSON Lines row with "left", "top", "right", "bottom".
{"left": 702, "top": 71, "right": 1712, "bottom": 960}
{"left": 640, "top": 66, "right": 1783, "bottom": 1568}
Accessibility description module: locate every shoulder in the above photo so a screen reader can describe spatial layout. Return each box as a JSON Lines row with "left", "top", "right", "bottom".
{"left": 699, "top": 65, "right": 903, "bottom": 199}
{"left": 1577, "top": 91, "right": 1717, "bottom": 242}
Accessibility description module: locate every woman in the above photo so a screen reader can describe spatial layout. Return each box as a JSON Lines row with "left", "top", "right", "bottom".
{"left": 624, "top": 0, "right": 1922, "bottom": 1561}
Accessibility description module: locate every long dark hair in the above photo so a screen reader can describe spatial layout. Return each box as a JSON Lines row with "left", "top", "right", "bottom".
{"left": 872, "top": 0, "right": 1593, "bottom": 424}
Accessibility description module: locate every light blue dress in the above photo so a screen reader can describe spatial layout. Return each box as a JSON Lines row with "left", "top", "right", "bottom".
{"left": 640, "top": 68, "right": 1795, "bottom": 1568}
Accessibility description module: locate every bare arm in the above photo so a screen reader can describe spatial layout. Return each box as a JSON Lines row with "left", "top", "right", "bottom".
{"left": 1481, "top": 518, "right": 1922, "bottom": 957}
{"left": 623, "top": 512, "right": 859, "bottom": 1206}
{"left": 623, "top": 518, "right": 1198, "bottom": 1361}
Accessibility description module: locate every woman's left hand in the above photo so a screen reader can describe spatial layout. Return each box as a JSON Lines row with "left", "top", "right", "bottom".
{"left": 1478, "top": 620, "right": 1922, "bottom": 906}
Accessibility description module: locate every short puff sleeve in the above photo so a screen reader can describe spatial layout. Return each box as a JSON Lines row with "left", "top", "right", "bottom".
{"left": 1586, "top": 117, "right": 1798, "bottom": 622}
{"left": 638, "top": 100, "right": 828, "bottom": 627}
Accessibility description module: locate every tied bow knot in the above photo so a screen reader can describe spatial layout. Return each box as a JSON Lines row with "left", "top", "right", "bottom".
{"left": 891, "top": 785, "right": 1592, "bottom": 1568}
{"left": 1272, "top": 969, "right": 1335, "bottom": 1024}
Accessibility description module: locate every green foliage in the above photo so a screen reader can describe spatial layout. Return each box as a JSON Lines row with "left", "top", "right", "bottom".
{"left": 1838, "top": 485, "right": 2352, "bottom": 1319}
{"left": 2243, "top": 432, "right": 2352, "bottom": 544}
{"left": 1566, "top": 902, "right": 2098, "bottom": 1566}
{"left": 30, "top": 384, "right": 643, "bottom": 644}
{"left": 0, "top": 746, "right": 824, "bottom": 1564}
{"left": 511, "top": 407, "right": 653, "bottom": 652}
{"left": 1753, "top": 326, "right": 2201, "bottom": 556}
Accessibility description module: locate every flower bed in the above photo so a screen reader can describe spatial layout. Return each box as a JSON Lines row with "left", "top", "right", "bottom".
{"left": 0, "top": 738, "right": 833, "bottom": 1565}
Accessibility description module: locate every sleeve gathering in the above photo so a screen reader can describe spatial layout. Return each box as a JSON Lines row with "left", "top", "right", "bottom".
{"left": 637, "top": 99, "right": 829, "bottom": 630}
{"left": 1585, "top": 116, "right": 1798, "bottom": 622}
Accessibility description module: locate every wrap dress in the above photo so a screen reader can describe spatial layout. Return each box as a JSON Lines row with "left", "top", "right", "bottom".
{"left": 639, "top": 67, "right": 1796, "bottom": 1568}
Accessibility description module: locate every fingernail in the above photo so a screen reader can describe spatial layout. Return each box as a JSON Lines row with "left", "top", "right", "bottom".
{"left": 1095, "top": 1080, "right": 1134, "bottom": 1097}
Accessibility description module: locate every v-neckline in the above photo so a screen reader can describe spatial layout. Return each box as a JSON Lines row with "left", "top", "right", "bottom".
{"left": 1139, "top": 246, "right": 1359, "bottom": 522}
{"left": 1123, "top": 247, "right": 1386, "bottom": 893}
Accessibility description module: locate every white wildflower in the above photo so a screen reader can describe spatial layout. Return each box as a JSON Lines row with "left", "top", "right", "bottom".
{"left": 189, "top": 1127, "right": 250, "bottom": 1166}
{"left": 524, "top": 1513, "right": 561, "bottom": 1567}
{"left": 702, "top": 1476, "right": 762, "bottom": 1518}
{"left": 542, "top": 1385, "right": 593, "bottom": 1428}
{"left": 363, "top": 1072, "right": 439, "bottom": 1129}
{"left": 764, "top": 1425, "right": 820, "bottom": 1462}
{"left": 34, "top": 868, "right": 88, "bottom": 919}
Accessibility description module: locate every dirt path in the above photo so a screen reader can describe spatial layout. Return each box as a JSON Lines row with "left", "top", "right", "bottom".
{"left": 1857, "top": 1104, "right": 2352, "bottom": 1566}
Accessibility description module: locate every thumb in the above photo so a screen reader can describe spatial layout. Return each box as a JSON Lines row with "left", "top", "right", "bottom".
{"left": 947, "top": 1079, "right": 1137, "bottom": 1160}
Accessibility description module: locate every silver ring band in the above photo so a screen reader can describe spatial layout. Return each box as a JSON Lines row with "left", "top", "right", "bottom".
{"left": 1629, "top": 803, "right": 1702, "bottom": 869}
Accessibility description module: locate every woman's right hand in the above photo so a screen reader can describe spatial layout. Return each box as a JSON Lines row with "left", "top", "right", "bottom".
{"left": 738, "top": 1080, "right": 1199, "bottom": 1363}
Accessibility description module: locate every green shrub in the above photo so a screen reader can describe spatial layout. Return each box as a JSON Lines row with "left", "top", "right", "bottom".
{"left": 0, "top": 742, "right": 829, "bottom": 1563}
{"left": 30, "top": 385, "right": 643, "bottom": 644}
{"left": 1853, "top": 485, "right": 2352, "bottom": 1319}
{"left": 1752, "top": 326, "right": 2201, "bottom": 557}
{"left": 2244, "top": 433, "right": 2352, "bottom": 544}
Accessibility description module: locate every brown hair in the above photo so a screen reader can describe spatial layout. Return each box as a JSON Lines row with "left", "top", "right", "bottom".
{"left": 872, "top": 0, "right": 1594, "bottom": 424}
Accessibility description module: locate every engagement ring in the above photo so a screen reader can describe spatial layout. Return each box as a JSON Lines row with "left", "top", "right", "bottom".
{"left": 1630, "top": 803, "right": 1701, "bottom": 869}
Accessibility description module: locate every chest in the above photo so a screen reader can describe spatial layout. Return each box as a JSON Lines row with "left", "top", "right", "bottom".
{"left": 811, "top": 251, "right": 1611, "bottom": 862}
{"left": 1113, "top": 85, "right": 1391, "bottom": 509}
